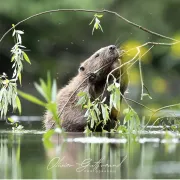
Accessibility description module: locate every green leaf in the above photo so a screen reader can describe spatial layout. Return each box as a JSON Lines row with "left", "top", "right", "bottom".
{"left": 114, "top": 88, "right": 121, "bottom": 110}
{"left": 16, "top": 30, "right": 24, "bottom": 34}
{"left": 95, "top": 22, "right": 99, "bottom": 29}
{"left": 11, "top": 55, "right": 15, "bottom": 62}
{"left": 117, "top": 125, "right": 127, "bottom": 133}
{"left": 84, "top": 126, "right": 91, "bottom": 133}
{"left": 43, "top": 139, "right": 54, "bottom": 149}
{"left": 43, "top": 129, "right": 55, "bottom": 140}
{"left": 46, "top": 102, "right": 59, "bottom": 123}
{"left": 76, "top": 96, "right": 86, "bottom": 107}
{"left": 89, "top": 17, "right": 95, "bottom": 25}
{"left": 17, "top": 125, "right": 24, "bottom": 130}
{"left": 8, "top": 117, "right": 14, "bottom": 123}
{"left": 22, "top": 52, "right": 31, "bottom": 64}
{"left": 16, "top": 96, "right": 21, "bottom": 114}
{"left": 51, "top": 79, "right": 57, "bottom": 101}
{"left": 77, "top": 91, "right": 87, "bottom": 97}
{"left": 98, "top": 24, "right": 104, "bottom": 33}
{"left": 101, "top": 104, "right": 109, "bottom": 123}
{"left": 39, "top": 79, "right": 49, "bottom": 100}
{"left": 109, "top": 93, "right": 113, "bottom": 111}
{"left": 102, "top": 129, "right": 108, "bottom": 133}
{"left": 18, "top": 90, "right": 46, "bottom": 107}
{"left": 18, "top": 73, "right": 22, "bottom": 85}
{"left": 47, "top": 72, "right": 52, "bottom": 100}
{"left": 107, "top": 84, "right": 114, "bottom": 91}
{"left": 123, "top": 108, "right": 130, "bottom": 115}
{"left": 34, "top": 82, "right": 48, "bottom": 102}
{"left": 95, "top": 14, "right": 103, "bottom": 18}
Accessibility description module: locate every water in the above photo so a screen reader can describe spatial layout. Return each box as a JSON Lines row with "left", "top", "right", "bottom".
{"left": 0, "top": 122, "right": 180, "bottom": 179}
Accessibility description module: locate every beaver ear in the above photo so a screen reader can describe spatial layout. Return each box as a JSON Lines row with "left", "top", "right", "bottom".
{"left": 79, "top": 66, "right": 85, "bottom": 72}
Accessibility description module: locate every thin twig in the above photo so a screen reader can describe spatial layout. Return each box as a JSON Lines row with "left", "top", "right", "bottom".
{"left": 144, "top": 103, "right": 180, "bottom": 128}
{"left": 106, "top": 48, "right": 140, "bottom": 84}
{"left": 119, "top": 45, "right": 154, "bottom": 80}
{"left": 0, "top": 9, "right": 179, "bottom": 43}
{"left": 138, "top": 49, "right": 144, "bottom": 100}
{"left": 125, "top": 97, "right": 154, "bottom": 112}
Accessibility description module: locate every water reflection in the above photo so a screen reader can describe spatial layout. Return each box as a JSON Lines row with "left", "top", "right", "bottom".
{"left": 0, "top": 131, "right": 180, "bottom": 179}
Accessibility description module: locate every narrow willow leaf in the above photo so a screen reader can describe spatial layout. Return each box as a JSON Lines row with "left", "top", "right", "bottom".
{"left": 46, "top": 102, "right": 59, "bottom": 123}
{"left": 16, "top": 30, "right": 24, "bottom": 34}
{"left": 84, "top": 109, "right": 89, "bottom": 118}
{"left": 94, "top": 104, "right": 101, "bottom": 121}
{"left": 40, "top": 79, "right": 48, "bottom": 98}
{"left": 77, "top": 91, "right": 87, "bottom": 97}
{"left": 107, "top": 84, "right": 114, "bottom": 91}
{"left": 8, "top": 117, "right": 14, "bottom": 123}
{"left": 16, "top": 96, "right": 21, "bottom": 114}
{"left": 17, "top": 34, "right": 22, "bottom": 44}
{"left": 115, "top": 88, "right": 121, "bottom": 110}
{"left": 34, "top": 82, "right": 47, "bottom": 102}
{"left": 89, "top": 17, "right": 95, "bottom": 25}
{"left": 12, "top": 30, "right": 16, "bottom": 36}
{"left": 43, "top": 129, "right": 55, "bottom": 140}
{"left": 95, "top": 14, "right": 103, "bottom": 18}
{"left": 101, "top": 104, "right": 109, "bottom": 123}
{"left": 99, "top": 24, "right": 104, "bottom": 33}
{"left": 92, "top": 26, "right": 95, "bottom": 35}
{"left": 18, "top": 73, "right": 22, "bottom": 85}
{"left": 47, "top": 72, "right": 52, "bottom": 100}
{"left": 11, "top": 55, "right": 15, "bottom": 62}
{"left": 109, "top": 93, "right": 113, "bottom": 111}
{"left": 102, "top": 129, "right": 108, "bottom": 133}
{"left": 76, "top": 96, "right": 86, "bottom": 107}
{"left": 95, "top": 22, "right": 99, "bottom": 29}
{"left": 51, "top": 79, "right": 57, "bottom": 102}
{"left": 22, "top": 52, "right": 31, "bottom": 64}
{"left": 18, "top": 90, "right": 46, "bottom": 107}
{"left": 123, "top": 108, "right": 130, "bottom": 115}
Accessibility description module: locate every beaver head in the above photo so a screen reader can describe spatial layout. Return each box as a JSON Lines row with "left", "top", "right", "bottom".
{"left": 78, "top": 45, "right": 120, "bottom": 77}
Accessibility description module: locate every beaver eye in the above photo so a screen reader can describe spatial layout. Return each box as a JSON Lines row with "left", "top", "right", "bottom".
{"left": 79, "top": 66, "right": 85, "bottom": 71}
{"left": 95, "top": 53, "right": 99, "bottom": 58}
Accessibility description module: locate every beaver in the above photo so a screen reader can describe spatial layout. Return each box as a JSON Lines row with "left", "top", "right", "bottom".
{"left": 44, "top": 45, "right": 128, "bottom": 132}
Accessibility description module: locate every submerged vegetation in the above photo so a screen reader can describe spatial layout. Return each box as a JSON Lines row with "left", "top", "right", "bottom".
{"left": 0, "top": 9, "right": 180, "bottom": 137}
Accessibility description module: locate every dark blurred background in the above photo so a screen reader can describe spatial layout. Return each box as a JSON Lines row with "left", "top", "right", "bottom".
{"left": 0, "top": 0, "right": 180, "bottom": 116}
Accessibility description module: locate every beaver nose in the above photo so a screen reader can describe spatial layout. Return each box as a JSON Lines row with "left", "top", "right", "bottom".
{"left": 109, "top": 45, "right": 116, "bottom": 51}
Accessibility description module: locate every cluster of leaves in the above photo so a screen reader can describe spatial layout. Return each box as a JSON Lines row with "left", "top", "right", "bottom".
{"left": 0, "top": 25, "right": 31, "bottom": 118}
{"left": 89, "top": 14, "right": 103, "bottom": 35}
{"left": 0, "top": 74, "right": 21, "bottom": 118}
{"left": 120, "top": 107, "right": 140, "bottom": 133}
{"left": 17, "top": 73, "right": 63, "bottom": 146}
{"left": 11, "top": 25, "right": 31, "bottom": 83}
{"left": 77, "top": 92, "right": 110, "bottom": 132}
{"left": 107, "top": 79, "right": 121, "bottom": 112}
{"left": 76, "top": 76, "right": 141, "bottom": 133}
{"left": 18, "top": 73, "right": 60, "bottom": 128}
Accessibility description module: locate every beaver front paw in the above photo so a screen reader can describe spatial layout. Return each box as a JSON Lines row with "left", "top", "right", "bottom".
{"left": 88, "top": 72, "right": 96, "bottom": 83}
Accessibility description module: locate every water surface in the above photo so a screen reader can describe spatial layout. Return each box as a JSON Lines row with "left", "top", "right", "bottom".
{"left": 0, "top": 122, "right": 180, "bottom": 179}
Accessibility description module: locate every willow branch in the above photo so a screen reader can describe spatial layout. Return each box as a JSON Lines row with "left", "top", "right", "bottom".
{"left": 0, "top": 8, "right": 179, "bottom": 43}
